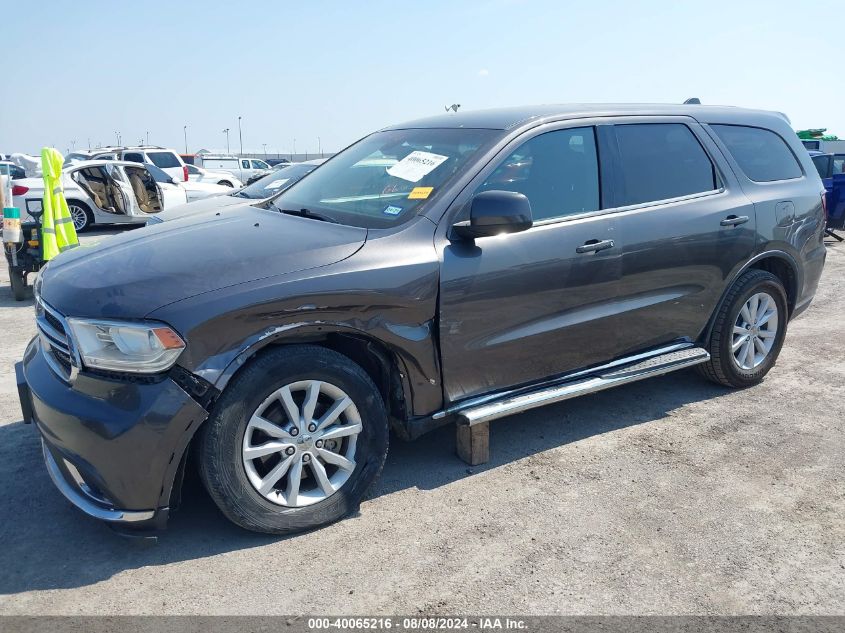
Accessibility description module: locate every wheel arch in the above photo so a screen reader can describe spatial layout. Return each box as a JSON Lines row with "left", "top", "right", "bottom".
{"left": 701, "top": 250, "right": 800, "bottom": 345}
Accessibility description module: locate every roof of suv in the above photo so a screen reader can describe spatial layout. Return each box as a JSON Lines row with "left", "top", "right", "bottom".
{"left": 383, "top": 103, "right": 791, "bottom": 131}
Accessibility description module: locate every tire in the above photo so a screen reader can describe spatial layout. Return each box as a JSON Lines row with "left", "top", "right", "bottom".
{"left": 67, "top": 201, "right": 93, "bottom": 232}
{"left": 217, "top": 180, "right": 233, "bottom": 187}
{"left": 197, "top": 345, "right": 389, "bottom": 534}
{"left": 9, "top": 267, "right": 27, "bottom": 301}
{"left": 698, "top": 270, "right": 788, "bottom": 388}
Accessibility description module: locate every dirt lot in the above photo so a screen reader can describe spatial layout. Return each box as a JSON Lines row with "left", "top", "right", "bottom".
{"left": 0, "top": 228, "right": 842, "bottom": 615}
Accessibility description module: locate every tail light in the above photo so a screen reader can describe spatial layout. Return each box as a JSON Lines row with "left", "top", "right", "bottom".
{"left": 11, "top": 185, "right": 28, "bottom": 196}
{"left": 821, "top": 192, "right": 828, "bottom": 220}
{"left": 183, "top": 165, "right": 189, "bottom": 182}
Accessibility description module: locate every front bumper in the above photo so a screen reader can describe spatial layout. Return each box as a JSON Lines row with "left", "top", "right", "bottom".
{"left": 18, "top": 336, "right": 208, "bottom": 533}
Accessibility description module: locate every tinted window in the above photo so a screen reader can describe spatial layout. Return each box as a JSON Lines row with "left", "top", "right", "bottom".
{"left": 186, "top": 164, "right": 200, "bottom": 174}
{"left": 241, "top": 159, "right": 250, "bottom": 168}
{"left": 834, "top": 155, "right": 845, "bottom": 175}
{"left": 124, "top": 152, "right": 144, "bottom": 163}
{"left": 710, "top": 125, "right": 802, "bottom": 182}
{"left": 811, "top": 155, "right": 832, "bottom": 179}
{"left": 475, "top": 127, "right": 600, "bottom": 221}
{"left": 615, "top": 124, "right": 716, "bottom": 206}
{"left": 147, "top": 151, "right": 181, "bottom": 168}
{"left": 145, "top": 164, "right": 172, "bottom": 183}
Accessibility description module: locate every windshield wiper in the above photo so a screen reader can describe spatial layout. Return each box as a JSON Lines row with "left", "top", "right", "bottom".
{"left": 276, "top": 207, "right": 338, "bottom": 224}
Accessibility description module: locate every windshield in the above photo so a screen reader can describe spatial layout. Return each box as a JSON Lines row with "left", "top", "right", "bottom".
{"left": 272, "top": 128, "right": 498, "bottom": 228}
{"left": 236, "top": 163, "right": 319, "bottom": 199}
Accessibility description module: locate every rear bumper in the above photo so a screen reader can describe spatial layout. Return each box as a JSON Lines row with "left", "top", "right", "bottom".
{"left": 18, "top": 336, "right": 207, "bottom": 533}
{"left": 794, "top": 242, "right": 827, "bottom": 318}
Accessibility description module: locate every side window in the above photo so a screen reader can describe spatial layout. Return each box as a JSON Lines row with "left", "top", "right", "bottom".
{"left": 186, "top": 164, "right": 199, "bottom": 174}
{"left": 242, "top": 159, "right": 250, "bottom": 169}
{"left": 615, "top": 123, "right": 717, "bottom": 206}
{"left": 123, "top": 152, "right": 144, "bottom": 163}
{"left": 475, "top": 127, "right": 600, "bottom": 221}
{"left": 251, "top": 160, "right": 266, "bottom": 169}
{"left": 710, "top": 124, "right": 802, "bottom": 182}
{"left": 811, "top": 155, "right": 832, "bottom": 179}
{"left": 834, "top": 156, "right": 845, "bottom": 174}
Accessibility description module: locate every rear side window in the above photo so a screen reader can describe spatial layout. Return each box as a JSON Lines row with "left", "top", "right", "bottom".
{"left": 710, "top": 125, "right": 802, "bottom": 182}
{"left": 147, "top": 151, "right": 181, "bottom": 168}
{"left": 614, "top": 123, "right": 717, "bottom": 206}
{"left": 834, "top": 155, "right": 845, "bottom": 175}
{"left": 123, "top": 152, "right": 144, "bottom": 163}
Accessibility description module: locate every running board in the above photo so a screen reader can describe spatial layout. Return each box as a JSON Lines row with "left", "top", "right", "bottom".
{"left": 457, "top": 347, "right": 710, "bottom": 427}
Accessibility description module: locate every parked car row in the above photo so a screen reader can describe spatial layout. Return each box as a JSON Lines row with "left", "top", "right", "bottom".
{"left": 13, "top": 160, "right": 230, "bottom": 231}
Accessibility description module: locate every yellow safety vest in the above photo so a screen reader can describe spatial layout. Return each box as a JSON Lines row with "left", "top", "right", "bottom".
{"left": 41, "top": 147, "right": 79, "bottom": 260}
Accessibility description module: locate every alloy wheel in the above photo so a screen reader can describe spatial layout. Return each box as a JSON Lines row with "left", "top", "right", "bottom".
{"left": 68, "top": 205, "right": 88, "bottom": 231}
{"left": 241, "top": 380, "right": 362, "bottom": 507}
{"left": 732, "top": 292, "right": 779, "bottom": 370}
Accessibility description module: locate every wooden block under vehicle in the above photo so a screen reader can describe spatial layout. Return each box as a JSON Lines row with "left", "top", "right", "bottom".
{"left": 456, "top": 421, "right": 490, "bottom": 466}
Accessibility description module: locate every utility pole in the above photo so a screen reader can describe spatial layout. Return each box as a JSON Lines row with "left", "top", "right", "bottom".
{"left": 183, "top": 125, "right": 188, "bottom": 154}
{"left": 238, "top": 116, "right": 243, "bottom": 155}
{"left": 222, "top": 128, "right": 230, "bottom": 154}
{"left": 146, "top": 130, "right": 150, "bottom": 145}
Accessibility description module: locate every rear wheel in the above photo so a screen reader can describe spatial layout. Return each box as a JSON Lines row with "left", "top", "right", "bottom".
{"left": 698, "top": 270, "right": 788, "bottom": 388}
{"left": 197, "top": 345, "right": 389, "bottom": 534}
{"left": 218, "top": 180, "right": 233, "bottom": 187}
{"left": 67, "top": 201, "right": 93, "bottom": 232}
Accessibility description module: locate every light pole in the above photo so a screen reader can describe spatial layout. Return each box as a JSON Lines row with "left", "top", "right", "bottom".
{"left": 183, "top": 125, "right": 188, "bottom": 154}
{"left": 145, "top": 130, "right": 150, "bottom": 145}
{"left": 115, "top": 131, "right": 121, "bottom": 145}
{"left": 292, "top": 138, "right": 296, "bottom": 161}
{"left": 318, "top": 136, "right": 322, "bottom": 158}
{"left": 238, "top": 116, "right": 243, "bottom": 155}
{"left": 222, "top": 128, "right": 230, "bottom": 154}
{"left": 262, "top": 143, "right": 267, "bottom": 158}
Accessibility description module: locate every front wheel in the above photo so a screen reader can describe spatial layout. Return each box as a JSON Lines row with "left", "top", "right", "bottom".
{"left": 197, "top": 345, "right": 389, "bottom": 534}
{"left": 218, "top": 180, "right": 233, "bottom": 187}
{"left": 698, "top": 270, "right": 788, "bottom": 388}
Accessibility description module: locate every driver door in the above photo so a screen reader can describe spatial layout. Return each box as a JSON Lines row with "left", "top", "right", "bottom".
{"left": 438, "top": 124, "right": 625, "bottom": 404}
{"left": 72, "top": 166, "right": 130, "bottom": 215}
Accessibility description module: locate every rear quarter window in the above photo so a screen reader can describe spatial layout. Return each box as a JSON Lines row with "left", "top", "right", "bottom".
{"left": 710, "top": 125, "right": 802, "bottom": 182}
{"left": 147, "top": 151, "right": 181, "bottom": 168}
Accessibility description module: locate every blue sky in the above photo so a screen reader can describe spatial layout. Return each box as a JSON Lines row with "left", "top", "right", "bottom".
{"left": 3, "top": 0, "right": 842, "bottom": 156}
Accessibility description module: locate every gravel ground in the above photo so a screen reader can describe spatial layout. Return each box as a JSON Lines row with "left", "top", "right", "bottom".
{"left": 0, "top": 228, "right": 842, "bottom": 615}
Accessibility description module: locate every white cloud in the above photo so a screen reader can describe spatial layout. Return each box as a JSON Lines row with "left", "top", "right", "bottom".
{"left": 478, "top": 69, "right": 490, "bottom": 77}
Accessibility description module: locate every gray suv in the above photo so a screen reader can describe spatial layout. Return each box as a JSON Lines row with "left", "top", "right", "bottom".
{"left": 18, "top": 104, "right": 827, "bottom": 535}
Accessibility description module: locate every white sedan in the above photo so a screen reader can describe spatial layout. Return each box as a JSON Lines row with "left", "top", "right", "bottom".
{"left": 186, "top": 164, "right": 243, "bottom": 188}
{"left": 145, "top": 164, "right": 232, "bottom": 202}
{"left": 12, "top": 160, "right": 185, "bottom": 231}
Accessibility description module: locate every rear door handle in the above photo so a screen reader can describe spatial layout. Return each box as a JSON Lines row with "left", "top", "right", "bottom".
{"left": 576, "top": 239, "right": 615, "bottom": 254}
{"left": 720, "top": 215, "right": 749, "bottom": 227}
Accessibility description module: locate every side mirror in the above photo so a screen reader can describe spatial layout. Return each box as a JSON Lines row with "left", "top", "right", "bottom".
{"left": 452, "top": 190, "right": 533, "bottom": 240}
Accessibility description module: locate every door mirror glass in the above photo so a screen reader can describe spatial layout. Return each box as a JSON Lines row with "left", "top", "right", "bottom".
{"left": 452, "top": 190, "right": 532, "bottom": 239}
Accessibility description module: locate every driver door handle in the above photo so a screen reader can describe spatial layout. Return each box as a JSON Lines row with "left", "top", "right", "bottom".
{"left": 720, "top": 215, "right": 749, "bottom": 227}
{"left": 576, "top": 239, "right": 615, "bottom": 254}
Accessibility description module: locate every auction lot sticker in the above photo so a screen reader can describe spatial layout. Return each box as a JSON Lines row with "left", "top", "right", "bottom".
{"left": 387, "top": 151, "right": 449, "bottom": 183}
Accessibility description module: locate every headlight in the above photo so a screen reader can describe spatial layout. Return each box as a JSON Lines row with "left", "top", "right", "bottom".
{"left": 66, "top": 318, "right": 185, "bottom": 373}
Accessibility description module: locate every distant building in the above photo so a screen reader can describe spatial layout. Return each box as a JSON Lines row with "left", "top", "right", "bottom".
{"left": 195, "top": 148, "right": 333, "bottom": 162}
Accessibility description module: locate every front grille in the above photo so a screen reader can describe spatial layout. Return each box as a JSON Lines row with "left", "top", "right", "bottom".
{"left": 36, "top": 298, "right": 76, "bottom": 379}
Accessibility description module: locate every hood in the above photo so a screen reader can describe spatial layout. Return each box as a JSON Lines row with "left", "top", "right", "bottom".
{"left": 40, "top": 206, "right": 367, "bottom": 319}
{"left": 156, "top": 193, "right": 248, "bottom": 221}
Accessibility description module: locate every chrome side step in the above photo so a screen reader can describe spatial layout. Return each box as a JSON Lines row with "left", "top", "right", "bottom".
{"left": 457, "top": 346, "right": 710, "bottom": 427}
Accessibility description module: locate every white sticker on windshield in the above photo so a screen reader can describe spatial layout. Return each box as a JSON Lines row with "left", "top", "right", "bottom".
{"left": 386, "top": 151, "right": 449, "bottom": 183}
{"left": 263, "top": 178, "right": 290, "bottom": 190}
